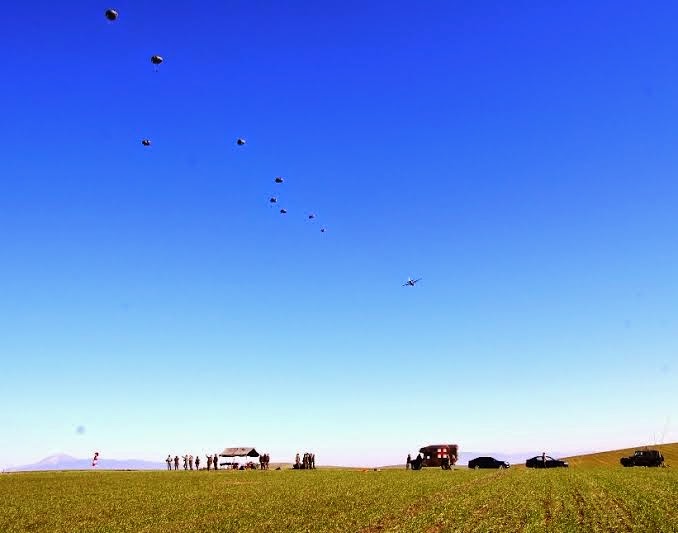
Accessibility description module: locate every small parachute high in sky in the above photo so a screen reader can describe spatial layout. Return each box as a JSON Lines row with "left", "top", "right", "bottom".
{"left": 151, "top": 55, "right": 163, "bottom": 66}
{"left": 269, "top": 197, "right": 278, "bottom": 204}
{"left": 308, "top": 213, "right": 316, "bottom": 220}
{"left": 280, "top": 208, "right": 287, "bottom": 214}
{"left": 236, "top": 138, "right": 246, "bottom": 146}
{"left": 141, "top": 139, "right": 151, "bottom": 147}
{"left": 320, "top": 228, "right": 326, "bottom": 233}
{"left": 274, "top": 177, "right": 284, "bottom": 184}
{"left": 105, "top": 9, "right": 119, "bottom": 21}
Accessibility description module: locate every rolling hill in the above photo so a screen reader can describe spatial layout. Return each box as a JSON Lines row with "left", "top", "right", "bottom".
{"left": 563, "top": 442, "right": 678, "bottom": 467}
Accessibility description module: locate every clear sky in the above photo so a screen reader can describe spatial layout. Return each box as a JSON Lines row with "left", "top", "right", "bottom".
{"left": 1, "top": 1, "right": 676, "bottom": 468}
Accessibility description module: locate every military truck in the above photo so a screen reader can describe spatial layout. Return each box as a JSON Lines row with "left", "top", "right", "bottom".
{"left": 620, "top": 449, "right": 664, "bottom": 467}
{"left": 410, "top": 444, "right": 459, "bottom": 470}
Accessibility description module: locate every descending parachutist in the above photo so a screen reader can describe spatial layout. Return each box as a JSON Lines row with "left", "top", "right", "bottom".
{"left": 150, "top": 55, "right": 163, "bottom": 72}
{"left": 274, "top": 177, "right": 284, "bottom": 184}
{"left": 141, "top": 139, "right": 151, "bottom": 146}
{"left": 105, "top": 9, "right": 118, "bottom": 21}
{"left": 236, "top": 138, "right": 246, "bottom": 146}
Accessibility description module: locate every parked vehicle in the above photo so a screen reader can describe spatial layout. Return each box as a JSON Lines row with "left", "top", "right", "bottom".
{"left": 410, "top": 444, "right": 459, "bottom": 470}
{"left": 525, "top": 455, "right": 568, "bottom": 468}
{"left": 620, "top": 449, "right": 664, "bottom": 467}
{"left": 468, "top": 456, "right": 510, "bottom": 469}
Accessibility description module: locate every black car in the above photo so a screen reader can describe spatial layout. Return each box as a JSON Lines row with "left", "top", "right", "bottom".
{"left": 525, "top": 455, "right": 569, "bottom": 468}
{"left": 468, "top": 457, "right": 510, "bottom": 469}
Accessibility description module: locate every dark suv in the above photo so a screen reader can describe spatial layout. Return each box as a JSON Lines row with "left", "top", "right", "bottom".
{"left": 620, "top": 450, "right": 664, "bottom": 467}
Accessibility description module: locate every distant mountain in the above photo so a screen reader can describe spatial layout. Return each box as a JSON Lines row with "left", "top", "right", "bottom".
{"left": 4, "top": 454, "right": 164, "bottom": 472}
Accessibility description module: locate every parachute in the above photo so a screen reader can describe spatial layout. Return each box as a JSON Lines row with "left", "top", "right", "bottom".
{"left": 236, "top": 138, "right": 246, "bottom": 146}
{"left": 320, "top": 228, "right": 326, "bottom": 233}
{"left": 280, "top": 208, "right": 287, "bottom": 214}
{"left": 269, "top": 197, "right": 278, "bottom": 204}
{"left": 308, "top": 214, "right": 316, "bottom": 220}
{"left": 105, "top": 9, "right": 119, "bottom": 21}
{"left": 274, "top": 177, "right": 284, "bottom": 184}
{"left": 150, "top": 55, "right": 164, "bottom": 65}
{"left": 141, "top": 139, "right": 151, "bottom": 146}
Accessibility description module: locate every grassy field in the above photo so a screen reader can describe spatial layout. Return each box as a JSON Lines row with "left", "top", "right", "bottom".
{"left": 1, "top": 467, "right": 676, "bottom": 532}
{"left": 563, "top": 442, "right": 678, "bottom": 467}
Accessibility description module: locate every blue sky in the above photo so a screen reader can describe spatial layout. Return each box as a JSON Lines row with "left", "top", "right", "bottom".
{"left": 1, "top": 0, "right": 676, "bottom": 468}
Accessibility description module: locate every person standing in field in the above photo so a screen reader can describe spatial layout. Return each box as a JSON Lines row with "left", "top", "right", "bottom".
{"left": 174, "top": 456, "right": 179, "bottom": 470}
{"left": 311, "top": 453, "right": 316, "bottom": 469}
{"left": 189, "top": 455, "right": 194, "bottom": 470}
{"left": 183, "top": 455, "right": 188, "bottom": 470}
{"left": 195, "top": 455, "right": 200, "bottom": 470}
{"left": 214, "top": 453, "right": 219, "bottom": 470}
{"left": 206, "top": 454, "right": 212, "bottom": 471}
{"left": 166, "top": 455, "right": 172, "bottom": 471}
{"left": 295, "top": 453, "right": 300, "bottom": 468}
{"left": 406, "top": 454, "right": 411, "bottom": 470}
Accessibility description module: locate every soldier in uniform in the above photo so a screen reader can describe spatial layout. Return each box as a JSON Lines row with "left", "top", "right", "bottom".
{"left": 189, "top": 455, "right": 194, "bottom": 470}
{"left": 206, "top": 454, "right": 212, "bottom": 471}
{"left": 166, "top": 455, "right": 172, "bottom": 471}
{"left": 174, "top": 455, "right": 179, "bottom": 470}
{"left": 406, "top": 454, "right": 411, "bottom": 470}
{"left": 295, "top": 453, "right": 300, "bottom": 468}
{"left": 195, "top": 455, "right": 200, "bottom": 470}
{"left": 183, "top": 455, "right": 188, "bottom": 470}
{"left": 214, "top": 453, "right": 219, "bottom": 470}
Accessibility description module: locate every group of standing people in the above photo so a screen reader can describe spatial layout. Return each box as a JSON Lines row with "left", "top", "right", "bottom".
{"left": 165, "top": 453, "right": 222, "bottom": 471}
{"left": 406, "top": 453, "right": 421, "bottom": 470}
{"left": 258, "top": 453, "right": 271, "bottom": 470}
{"left": 294, "top": 452, "right": 316, "bottom": 469}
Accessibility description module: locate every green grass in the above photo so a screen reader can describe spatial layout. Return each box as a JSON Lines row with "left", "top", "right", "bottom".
{"left": 563, "top": 442, "right": 678, "bottom": 467}
{"left": 1, "top": 468, "right": 676, "bottom": 532}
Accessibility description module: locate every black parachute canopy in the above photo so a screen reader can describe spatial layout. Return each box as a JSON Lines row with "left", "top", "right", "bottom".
{"left": 236, "top": 138, "right": 246, "bottom": 146}
{"left": 141, "top": 139, "right": 151, "bottom": 146}
{"left": 151, "top": 55, "right": 163, "bottom": 65}
{"left": 274, "top": 176, "right": 284, "bottom": 184}
{"left": 105, "top": 9, "right": 118, "bottom": 21}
